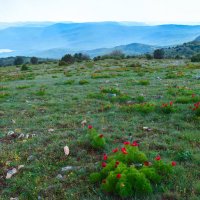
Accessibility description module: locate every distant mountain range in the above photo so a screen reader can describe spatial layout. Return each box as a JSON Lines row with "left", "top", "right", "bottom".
{"left": 0, "top": 22, "right": 200, "bottom": 58}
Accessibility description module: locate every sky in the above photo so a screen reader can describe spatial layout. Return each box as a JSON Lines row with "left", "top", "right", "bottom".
{"left": 0, "top": 0, "right": 199, "bottom": 24}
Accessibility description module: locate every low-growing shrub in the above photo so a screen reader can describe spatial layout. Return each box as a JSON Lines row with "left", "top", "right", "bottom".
{"left": 101, "top": 88, "right": 121, "bottom": 95}
{"left": 121, "top": 103, "right": 155, "bottom": 113}
{"left": 64, "top": 80, "right": 75, "bottom": 85}
{"left": 176, "top": 150, "right": 192, "bottom": 162}
{"left": 21, "top": 64, "right": 29, "bottom": 71}
{"left": 159, "top": 101, "right": 176, "bottom": 114}
{"left": 190, "top": 102, "right": 200, "bottom": 116}
{"left": 90, "top": 142, "right": 176, "bottom": 198}
{"left": 79, "top": 79, "right": 89, "bottom": 85}
{"left": 138, "top": 79, "right": 150, "bottom": 86}
{"left": 85, "top": 125, "right": 106, "bottom": 149}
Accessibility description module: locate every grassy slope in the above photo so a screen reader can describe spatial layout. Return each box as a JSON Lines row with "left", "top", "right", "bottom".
{"left": 0, "top": 59, "right": 200, "bottom": 200}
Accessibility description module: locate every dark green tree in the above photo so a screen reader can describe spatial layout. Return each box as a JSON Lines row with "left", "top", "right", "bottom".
{"left": 14, "top": 56, "right": 24, "bottom": 65}
{"left": 60, "top": 54, "right": 74, "bottom": 65}
{"left": 191, "top": 53, "right": 200, "bottom": 62}
{"left": 30, "top": 57, "right": 38, "bottom": 64}
{"left": 153, "top": 49, "right": 165, "bottom": 59}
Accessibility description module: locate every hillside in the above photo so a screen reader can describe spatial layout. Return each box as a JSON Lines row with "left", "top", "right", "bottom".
{"left": 0, "top": 58, "right": 200, "bottom": 199}
{"left": 194, "top": 35, "right": 200, "bottom": 41}
{"left": 0, "top": 22, "right": 200, "bottom": 58}
{"left": 163, "top": 41, "right": 200, "bottom": 58}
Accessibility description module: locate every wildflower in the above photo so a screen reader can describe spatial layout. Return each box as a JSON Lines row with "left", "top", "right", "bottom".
{"left": 155, "top": 155, "right": 161, "bottom": 161}
{"left": 103, "top": 154, "right": 108, "bottom": 161}
{"left": 102, "top": 162, "right": 107, "bottom": 168}
{"left": 112, "top": 148, "right": 118, "bottom": 153}
{"left": 144, "top": 161, "right": 152, "bottom": 166}
{"left": 131, "top": 141, "right": 139, "bottom": 146}
{"left": 170, "top": 101, "right": 173, "bottom": 106}
{"left": 192, "top": 94, "right": 195, "bottom": 98}
{"left": 88, "top": 125, "right": 93, "bottom": 129}
{"left": 99, "top": 134, "right": 104, "bottom": 138}
{"left": 171, "top": 161, "right": 176, "bottom": 166}
{"left": 123, "top": 141, "right": 130, "bottom": 145}
{"left": 121, "top": 147, "right": 128, "bottom": 154}
{"left": 116, "top": 174, "right": 121, "bottom": 179}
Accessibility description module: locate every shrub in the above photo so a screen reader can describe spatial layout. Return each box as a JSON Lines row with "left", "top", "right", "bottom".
{"left": 101, "top": 88, "right": 121, "bottom": 95}
{"left": 90, "top": 142, "right": 176, "bottom": 198}
{"left": 64, "top": 80, "right": 75, "bottom": 85}
{"left": 85, "top": 126, "right": 106, "bottom": 149}
{"left": 159, "top": 101, "right": 176, "bottom": 114}
{"left": 30, "top": 57, "right": 38, "bottom": 65}
{"left": 190, "top": 102, "right": 200, "bottom": 116}
{"left": 127, "top": 62, "right": 142, "bottom": 68}
{"left": 176, "top": 150, "right": 192, "bottom": 162}
{"left": 21, "top": 64, "right": 29, "bottom": 71}
{"left": 121, "top": 103, "right": 155, "bottom": 113}
{"left": 154, "top": 49, "right": 165, "bottom": 59}
{"left": 14, "top": 56, "right": 24, "bottom": 65}
{"left": 79, "top": 79, "right": 89, "bottom": 85}
{"left": 191, "top": 53, "right": 200, "bottom": 62}
{"left": 138, "top": 80, "right": 150, "bottom": 85}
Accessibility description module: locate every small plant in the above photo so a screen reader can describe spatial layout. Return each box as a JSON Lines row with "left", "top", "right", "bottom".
{"left": 101, "top": 87, "right": 121, "bottom": 95}
{"left": 159, "top": 101, "right": 176, "bottom": 114}
{"left": 79, "top": 79, "right": 89, "bottom": 85}
{"left": 64, "top": 80, "right": 75, "bottom": 85}
{"left": 121, "top": 103, "right": 155, "bottom": 113}
{"left": 35, "top": 87, "right": 46, "bottom": 96}
{"left": 90, "top": 142, "right": 176, "bottom": 198}
{"left": 138, "top": 79, "right": 150, "bottom": 86}
{"left": 85, "top": 125, "right": 106, "bottom": 149}
{"left": 176, "top": 150, "right": 192, "bottom": 162}
{"left": 190, "top": 102, "right": 200, "bottom": 116}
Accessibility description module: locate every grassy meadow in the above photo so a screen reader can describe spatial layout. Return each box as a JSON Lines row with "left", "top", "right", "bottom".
{"left": 0, "top": 58, "right": 200, "bottom": 200}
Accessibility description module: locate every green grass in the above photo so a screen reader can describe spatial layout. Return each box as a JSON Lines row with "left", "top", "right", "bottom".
{"left": 0, "top": 59, "right": 200, "bottom": 200}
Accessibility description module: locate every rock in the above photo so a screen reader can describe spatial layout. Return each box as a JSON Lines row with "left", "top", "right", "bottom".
{"left": 48, "top": 129, "right": 54, "bottom": 132}
{"left": 143, "top": 127, "right": 152, "bottom": 131}
{"left": 6, "top": 168, "right": 17, "bottom": 179}
{"left": 107, "top": 93, "right": 116, "bottom": 98}
{"left": 64, "top": 146, "right": 70, "bottom": 156}
{"left": 10, "top": 198, "right": 19, "bottom": 200}
{"left": 81, "top": 119, "right": 87, "bottom": 126}
{"left": 7, "top": 131, "right": 15, "bottom": 136}
{"left": 11, "top": 119, "right": 16, "bottom": 124}
{"left": 25, "top": 134, "right": 30, "bottom": 139}
{"left": 157, "top": 77, "right": 162, "bottom": 80}
{"left": 61, "top": 166, "right": 78, "bottom": 172}
{"left": 18, "top": 165, "right": 24, "bottom": 170}
{"left": 27, "top": 155, "right": 34, "bottom": 161}
{"left": 196, "top": 76, "right": 200, "bottom": 80}
{"left": 18, "top": 133, "right": 25, "bottom": 139}
{"left": 56, "top": 174, "right": 63, "bottom": 180}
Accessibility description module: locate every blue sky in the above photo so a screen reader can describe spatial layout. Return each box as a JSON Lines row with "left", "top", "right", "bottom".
{"left": 0, "top": 0, "right": 199, "bottom": 24}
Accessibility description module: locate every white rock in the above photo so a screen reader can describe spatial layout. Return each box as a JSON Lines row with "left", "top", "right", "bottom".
{"left": 18, "top": 165, "right": 24, "bottom": 170}
{"left": 61, "top": 166, "right": 74, "bottom": 172}
{"left": 64, "top": 146, "right": 70, "bottom": 156}
{"left": 56, "top": 174, "right": 63, "bottom": 180}
{"left": 6, "top": 168, "right": 17, "bottom": 179}
{"left": 18, "top": 133, "right": 25, "bottom": 139}
{"left": 48, "top": 129, "right": 54, "bottom": 132}
{"left": 10, "top": 198, "right": 18, "bottom": 200}
{"left": 7, "top": 131, "right": 14, "bottom": 136}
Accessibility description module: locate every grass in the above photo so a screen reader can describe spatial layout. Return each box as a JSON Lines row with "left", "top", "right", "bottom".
{"left": 0, "top": 58, "right": 200, "bottom": 200}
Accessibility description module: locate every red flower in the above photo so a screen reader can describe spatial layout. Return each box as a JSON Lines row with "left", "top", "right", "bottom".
{"left": 155, "top": 155, "right": 161, "bottom": 161}
{"left": 170, "top": 101, "right": 173, "bottom": 106}
{"left": 192, "top": 94, "right": 195, "bottom": 98}
{"left": 116, "top": 174, "right": 121, "bottom": 179}
{"left": 99, "top": 134, "right": 104, "bottom": 138}
{"left": 171, "top": 161, "right": 176, "bottom": 166}
{"left": 144, "top": 161, "right": 152, "bottom": 166}
{"left": 102, "top": 162, "right": 107, "bottom": 168}
{"left": 88, "top": 125, "right": 93, "bottom": 129}
{"left": 112, "top": 148, "right": 118, "bottom": 153}
{"left": 103, "top": 154, "right": 108, "bottom": 160}
{"left": 123, "top": 141, "right": 130, "bottom": 145}
{"left": 131, "top": 141, "right": 139, "bottom": 146}
{"left": 121, "top": 147, "right": 128, "bottom": 154}
{"left": 115, "top": 161, "right": 120, "bottom": 168}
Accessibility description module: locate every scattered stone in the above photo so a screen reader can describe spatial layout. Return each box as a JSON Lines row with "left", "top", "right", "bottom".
{"left": 157, "top": 77, "right": 162, "bottom": 80}
{"left": 56, "top": 174, "right": 63, "bottom": 180}
{"left": 18, "top": 165, "right": 24, "bottom": 170}
{"left": 81, "top": 119, "right": 87, "bottom": 127}
{"left": 64, "top": 146, "right": 70, "bottom": 156}
{"left": 18, "top": 133, "right": 25, "bottom": 139}
{"left": 105, "top": 80, "right": 110, "bottom": 83}
{"left": 7, "top": 131, "right": 15, "bottom": 136}
{"left": 10, "top": 198, "right": 19, "bottom": 200}
{"left": 143, "top": 127, "right": 152, "bottom": 131}
{"left": 25, "top": 134, "right": 30, "bottom": 139}
{"left": 27, "top": 155, "right": 34, "bottom": 161}
{"left": 61, "top": 166, "right": 78, "bottom": 172}
{"left": 31, "top": 134, "right": 36, "bottom": 137}
{"left": 11, "top": 119, "right": 16, "bottom": 124}
{"left": 6, "top": 168, "right": 17, "bottom": 179}
{"left": 107, "top": 93, "right": 116, "bottom": 97}
{"left": 196, "top": 76, "right": 200, "bottom": 80}
{"left": 48, "top": 129, "right": 54, "bottom": 132}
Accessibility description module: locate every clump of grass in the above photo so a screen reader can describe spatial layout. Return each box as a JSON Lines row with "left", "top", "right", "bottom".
{"left": 175, "top": 150, "right": 192, "bottom": 162}
{"left": 21, "top": 64, "right": 29, "bottom": 71}
{"left": 16, "top": 85, "right": 32, "bottom": 89}
{"left": 176, "top": 96, "right": 199, "bottom": 104}
{"left": 79, "top": 79, "right": 89, "bottom": 85}
{"left": 91, "top": 73, "right": 117, "bottom": 79}
{"left": 0, "top": 92, "right": 9, "bottom": 98}
{"left": 101, "top": 88, "right": 121, "bottom": 95}
{"left": 138, "top": 79, "right": 150, "bottom": 85}
{"left": 35, "top": 87, "right": 46, "bottom": 96}
{"left": 63, "top": 80, "right": 75, "bottom": 85}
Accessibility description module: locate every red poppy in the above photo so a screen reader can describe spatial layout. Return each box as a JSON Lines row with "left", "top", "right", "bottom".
{"left": 144, "top": 161, "right": 151, "bottom": 166}
{"left": 131, "top": 141, "right": 139, "bottom": 146}
{"left": 116, "top": 174, "right": 121, "bottom": 179}
{"left": 99, "top": 134, "right": 104, "bottom": 138}
{"left": 102, "top": 162, "right": 107, "bottom": 168}
{"left": 155, "top": 155, "right": 161, "bottom": 161}
{"left": 192, "top": 94, "right": 195, "bottom": 98}
{"left": 170, "top": 101, "right": 173, "bottom": 106}
{"left": 115, "top": 161, "right": 120, "bottom": 168}
{"left": 121, "top": 147, "right": 128, "bottom": 154}
{"left": 112, "top": 148, "right": 118, "bottom": 153}
{"left": 88, "top": 125, "right": 93, "bottom": 129}
{"left": 123, "top": 141, "right": 130, "bottom": 145}
{"left": 103, "top": 154, "right": 108, "bottom": 160}
{"left": 171, "top": 161, "right": 176, "bottom": 166}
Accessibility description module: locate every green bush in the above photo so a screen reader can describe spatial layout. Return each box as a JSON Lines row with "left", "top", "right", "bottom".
{"left": 191, "top": 53, "right": 200, "bottom": 62}
{"left": 159, "top": 102, "right": 176, "bottom": 114}
{"left": 21, "top": 64, "right": 29, "bottom": 71}
{"left": 79, "top": 79, "right": 89, "bottom": 85}
{"left": 86, "top": 126, "right": 106, "bottom": 149}
{"left": 90, "top": 142, "right": 176, "bottom": 198}
{"left": 121, "top": 103, "right": 155, "bottom": 113}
